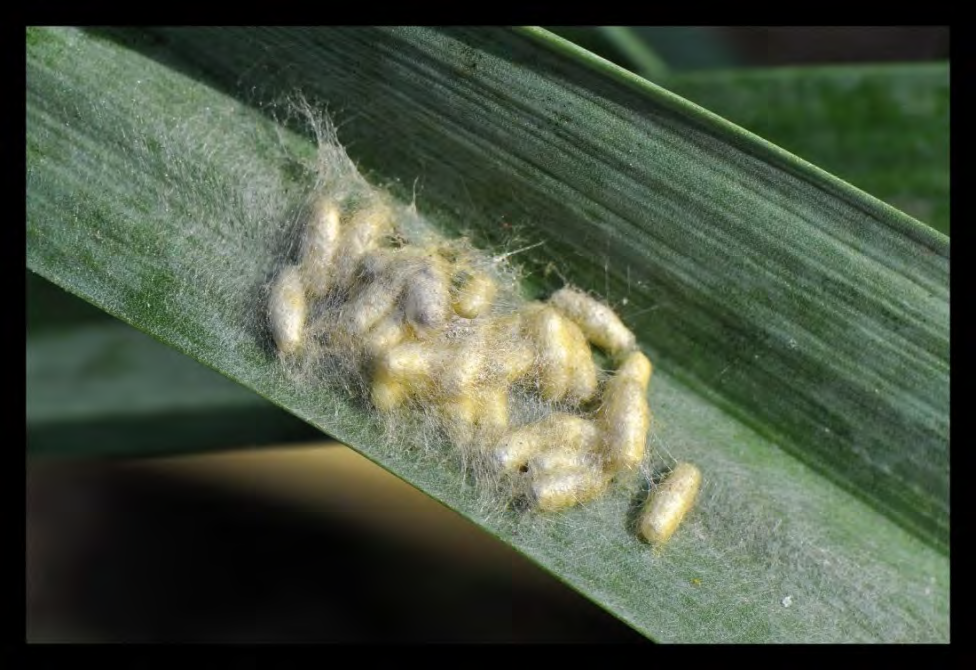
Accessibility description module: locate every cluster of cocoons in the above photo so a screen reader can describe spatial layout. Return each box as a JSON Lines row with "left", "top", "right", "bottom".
{"left": 268, "top": 186, "right": 699, "bottom": 540}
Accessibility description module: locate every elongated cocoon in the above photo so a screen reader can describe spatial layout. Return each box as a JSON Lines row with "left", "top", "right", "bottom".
{"left": 550, "top": 286, "right": 636, "bottom": 358}
{"left": 600, "top": 351, "right": 653, "bottom": 471}
{"left": 362, "top": 313, "right": 409, "bottom": 356}
{"left": 531, "top": 469, "right": 610, "bottom": 512}
{"left": 493, "top": 413, "right": 599, "bottom": 474}
{"left": 300, "top": 197, "right": 342, "bottom": 296}
{"left": 564, "top": 331, "right": 599, "bottom": 402}
{"left": 438, "top": 341, "right": 486, "bottom": 397}
{"left": 616, "top": 349, "right": 653, "bottom": 389}
{"left": 452, "top": 270, "right": 498, "bottom": 319}
{"left": 523, "top": 305, "right": 597, "bottom": 402}
{"left": 268, "top": 264, "right": 307, "bottom": 355}
{"left": 639, "top": 462, "right": 702, "bottom": 544}
{"left": 371, "top": 377, "right": 409, "bottom": 412}
{"left": 369, "top": 339, "right": 441, "bottom": 411}
{"left": 483, "top": 315, "right": 535, "bottom": 384}
{"left": 331, "top": 199, "right": 394, "bottom": 287}
{"left": 373, "top": 341, "right": 436, "bottom": 388}
{"left": 403, "top": 258, "right": 452, "bottom": 338}
{"left": 340, "top": 270, "right": 407, "bottom": 339}
{"left": 528, "top": 439, "right": 602, "bottom": 476}
{"left": 440, "top": 386, "right": 510, "bottom": 444}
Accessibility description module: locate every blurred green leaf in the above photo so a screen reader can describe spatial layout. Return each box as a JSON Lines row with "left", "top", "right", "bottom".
{"left": 547, "top": 26, "right": 740, "bottom": 75}
{"left": 545, "top": 26, "right": 670, "bottom": 81}
{"left": 26, "top": 27, "right": 948, "bottom": 642}
{"left": 667, "top": 64, "right": 950, "bottom": 234}
{"left": 626, "top": 26, "right": 742, "bottom": 71}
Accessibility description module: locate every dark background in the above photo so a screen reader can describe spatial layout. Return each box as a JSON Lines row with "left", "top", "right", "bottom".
{"left": 27, "top": 26, "right": 949, "bottom": 644}
{"left": 714, "top": 26, "right": 947, "bottom": 66}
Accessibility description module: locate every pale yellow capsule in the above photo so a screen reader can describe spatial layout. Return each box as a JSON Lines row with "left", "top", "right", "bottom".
{"left": 299, "top": 197, "right": 341, "bottom": 296}
{"left": 403, "top": 259, "right": 452, "bottom": 339}
{"left": 528, "top": 425, "right": 602, "bottom": 476}
{"left": 361, "top": 313, "right": 409, "bottom": 356}
{"left": 616, "top": 349, "right": 653, "bottom": 388}
{"left": 600, "top": 351, "right": 652, "bottom": 471}
{"left": 451, "top": 270, "right": 498, "bottom": 319}
{"left": 499, "top": 340, "right": 536, "bottom": 384}
{"left": 268, "top": 265, "right": 307, "bottom": 355}
{"left": 522, "top": 305, "right": 598, "bottom": 402}
{"left": 339, "top": 273, "right": 406, "bottom": 339}
{"left": 492, "top": 413, "right": 598, "bottom": 474}
{"left": 523, "top": 305, "right": 569, "bottom": 400}
{"left": 332, "top": 199, "right": 395, "bottom": 286}
{"left": 370, "top": 377, "right": 409, "bottom": 413}
{"left": 550, "top": 287, "right": 636, "bottom": 358}
{"left": 482, "top": 314, "right": 535, "bottom": 384}
{"left": 565, "top": 336, "right": 599, "bottom": 403}
{"left": 438, "top": 341, "right": 486, "bottom": 398}
{"left": 601, "top": 383, "right": 650, "bottom": 471}
{"left": 375, "top": 337, "right": 488, "bottom": 405}
{"left": 369, "top": 338, "right": 437, "bottom": 411}
{"left": 344, "top": 199, "right": 394, "bottom": 257}
{"left": 373, "top": 342, "right": 436, "bottom": 389}
{"left": 487, "top": 311, "right": 523, "bottom": 340}
{"left": 439, "top": 386, "right": 510, "bottom": 442}
{"left": 477, "top": 387, "right": 511, "bottom": 433}
{"left": 639, "top": 462, "right": 702, "bottom": 544}
{"left": 531, "top": 469, "right": 611, "bottom": 512}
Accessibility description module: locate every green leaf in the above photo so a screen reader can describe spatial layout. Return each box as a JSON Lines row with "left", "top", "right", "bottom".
{"left": 666, "top": 64, "right": 950, "bottom": 235}
{"left": 26, "top": 27, "right": 949, "bottom": 642}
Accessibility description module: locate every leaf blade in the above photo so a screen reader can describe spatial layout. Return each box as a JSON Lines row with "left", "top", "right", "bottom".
{"left": 666, "top": 63, "right": 950, "bottom": 235}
